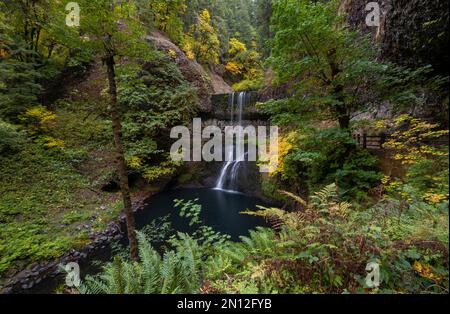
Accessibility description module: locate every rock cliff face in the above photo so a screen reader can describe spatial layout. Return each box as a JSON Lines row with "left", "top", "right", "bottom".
{"left": 341, "top": 0, "right": 449, "bottom": 123}
{"left": 146, "top": 31, "right": 232, "bottom": 113}
{"left": 342, "top": 0, "right": 449, "bottom": 75}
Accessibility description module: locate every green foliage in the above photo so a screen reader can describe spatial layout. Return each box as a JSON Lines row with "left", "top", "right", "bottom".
{"left": 255, "top": 0, "right": 272, "bottom": 58}
{"left": 52, "top": 102, "right": 112, "bottom": 150}
{"left": 209, "top": 185, "right": 448, "bottom": 294}
{"left": 0, "top": 99, "right": 121, "bottom": 278}
{"left": 173, "top": 199, "right": 231, "bottom": 248}
{"left": 115, "top": 54, "right": 197, "bottom": 182}
{"left": 273, "top": 127, "right": 381, "bottom": 199}
{"left": 269, "top": 0, "right": 368, "bottom": 128}
{"left": 135, "top": 0, "right": 186, "bottom": 44}
{"left": 81, "top": 231, "right": 203, "bottom": 294}
{"left": 0, "top": 0, "right": 84, "bottom": 119}
{"left": 81, "top": 199, "right": 231, "bottom": 294}
{"left": 0, "top": 120, "right": 25, "bottom": 155}
{"left": 0, "top": 58, "right": 42, "bottom": 119}
{"left": 117, "top": 59, "right": 197, "bottom": 126}
{"left": 266, "top": 0, "right": 440, "bottom": 129}
{"left": 140, "top": 215, "right": 173, "bottom": 243}
{"left": 181, "top": 0, "right": 259, "bottom": 54}
{"left": 62, "top": 211, "right": 93, "bottom": 225}
{"left": 335, "top": 149, "right": 382, "bottom": 200}
{"left": 183, "top": 9, "right": 220, "bottom": 65}
{"left": 260, "top": 176, "right": 287, "bottom": 202}
{"left": 175, "top": 198, "right": 201, "bottom": 226}
{"left": 76, "top": 0, "right": 149, "bottom": 60}
{"left": 0, "top": 139, "right": 121, "bottom": 275}
{"left": 0, "top": 221, "right": 73, "bottom": 275}
{"left": 232, "top": 77, "right": 265, "bottom": 92}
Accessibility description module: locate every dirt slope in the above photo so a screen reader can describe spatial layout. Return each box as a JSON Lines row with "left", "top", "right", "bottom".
{"left": 146, "top": 31, "right": 232, "bottom": 112}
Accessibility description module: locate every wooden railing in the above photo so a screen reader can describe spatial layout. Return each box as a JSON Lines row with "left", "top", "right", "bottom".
{"left": 353, "top": 132, "right": 449, "bottom": 150}
{"left": 353, "top": 133, "right": 387, "bottom": 150}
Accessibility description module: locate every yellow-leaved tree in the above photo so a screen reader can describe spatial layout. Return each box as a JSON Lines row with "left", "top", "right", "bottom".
{"left": 135, "top": 0, "right": 186, "bottom": 44}
{"left": 223, "top": 37, "right": 263, "bottom": 91}
{"left": 183, "top": 9, "right": 220, "bottom": 65}
{"left": 378, "top": 115, "right": 449, "bottom": 205}
{"left": 225, "top": 38, "right": 247, "bottom": 75}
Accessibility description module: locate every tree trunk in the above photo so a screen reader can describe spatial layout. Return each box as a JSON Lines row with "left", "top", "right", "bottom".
{"left": 334, "top": 85, "right": 350, "bottom": 130}
{"left": 327, "top": 49, "right": 351, "bottom": 130}
{"left": 35, "top": 28, "right": 41, "bottom": 53}
{"left": 105, "top": 54, "right": 139, "bottom": 261}
{"left": 47, "top": 44, "right": 54, "bottom": 59}
{"left": 338, "top": 112, "right": 350, "bottom": 129}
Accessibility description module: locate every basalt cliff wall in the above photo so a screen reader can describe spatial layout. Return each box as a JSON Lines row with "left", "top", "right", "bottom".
{"left": 341, "top": 0, "right": 449, "bottom": 75}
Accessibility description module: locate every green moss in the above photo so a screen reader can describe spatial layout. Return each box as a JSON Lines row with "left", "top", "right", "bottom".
{"left": 177, "top": 173, "right": 194, "bottom": 185}
{"left": 0, "top": 116, "right": 122, "bottom": 276}
{"left": 62, "top": 211, "right": 93, "bottom": 225}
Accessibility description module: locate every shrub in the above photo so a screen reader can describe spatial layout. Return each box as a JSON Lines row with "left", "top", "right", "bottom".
{"left": 19, "top": 106, "right": 56, "bottom": 136}
{"left": 274, "top": 127, "right": 381, "bottom": 199}
{"left": 380, "top": 115, "right": 449, "bottom": 205}
{"left": 232, "top": 76, "right": 264, "bottom": 92}
{"left": 0, "top": 120, "right": 25, "bottom": 154}
{"left": 335, "top": 149, "right": 382, "bottom": 200}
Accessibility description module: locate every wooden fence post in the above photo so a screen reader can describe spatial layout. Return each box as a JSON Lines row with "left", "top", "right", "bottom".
{"left": 380, "top": 133, "right": 386, "bottom": 149}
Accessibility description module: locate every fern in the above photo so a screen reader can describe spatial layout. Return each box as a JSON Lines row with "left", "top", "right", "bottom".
{"left": 80, "top": 231, "right": 203, "bottom": 294}
{"left": 204, "top": 254, "right": 232, "bottom": 280}
{"left": 137, "top": 232, "right": 162, "bottom": 293}
{"left": 277, "top": 190, "right": 308, "bottom": 208}
{"left": 242, "top": 206, "right": 304, "bottom": 230}
{"left": 80, "top": 186, "right": 355, "bottom": 295}
{"left": 171, "top": 232, "right": 202, "bottom": 293}
{"left": 160, "top": 251, "right": 180, "bottom": 294}
{"left": 310, "top": 184, "right": 338, "bottom": 210}
{"left": 110, "top": 257, "right": 126, "bottom": 293}
{"left": 310, "top": 184, "right": 351, "bottom": 216}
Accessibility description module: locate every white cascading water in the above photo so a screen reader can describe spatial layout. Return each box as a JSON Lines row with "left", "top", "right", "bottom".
{"left": 215, "top": 91, "right": 247, "bottom": 192}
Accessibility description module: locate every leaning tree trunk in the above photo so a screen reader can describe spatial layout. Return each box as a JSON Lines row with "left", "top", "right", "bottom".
{"left": 105, "top": 54, "right": 139, "bottom": 261}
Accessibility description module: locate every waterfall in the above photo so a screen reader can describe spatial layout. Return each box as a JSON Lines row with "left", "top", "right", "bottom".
{"left": 215, "top": 91, "right": 247, "bottom": 192}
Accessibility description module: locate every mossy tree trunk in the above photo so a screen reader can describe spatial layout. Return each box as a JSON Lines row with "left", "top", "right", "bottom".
{"left": 104, "top": 52, "right": 139, "bottom": 261}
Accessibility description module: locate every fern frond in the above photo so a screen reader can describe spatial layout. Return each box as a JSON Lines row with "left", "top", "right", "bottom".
{"left": 242, "top": 206, "right": 304, "bottom": 230}
{"left": 173, "top": 232, "right": 202, "bottom": 293}
{"left": 310, "top": 183, "right": 338, "bottom": 210}
{"left": 160, "top": 250, "right": 183, "bottom": 294}
{"left": 277, "top": 190, "right": 308, "bottom": 208}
